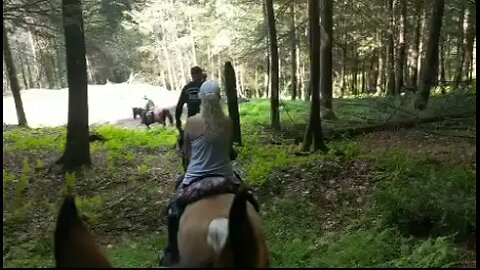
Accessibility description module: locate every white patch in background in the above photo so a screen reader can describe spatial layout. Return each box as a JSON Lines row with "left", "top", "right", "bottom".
{"left": 2, "top": 83, "right": 181, "bottom": 128}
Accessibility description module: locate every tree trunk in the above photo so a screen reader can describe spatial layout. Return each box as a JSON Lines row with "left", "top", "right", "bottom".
{"left": 254, "top": 65, "right": 259, "bottom": 98}
{"left": 161, "top": 38, "right": 175, "bottom": 91}
{"left": 265, "top": 0, "right": 280, "bottom": 129}
{"left": 302, "top": 0, "right": 328, "bottom": 153}
{"left": 368, "top": 50, "right": 378, "bottom": 92}
{"left": 177, "top": 53, "right": 187, "bottom": 87}
{"left": 409, "top": 1, "right": 423, "bottom": 88}
{"left": 386, "top": 0, "right": 396, "bottom": 95}
{"left": 414, "top": 0, "right": 445, "bottom": 110}
{"left": 3, "top": 21, "right": 28, "bottom": 127}
{"left": 340, "top": 47, "right": 347, "bottom": 97}
{"left": 319, "top": 0, "right": 335, "bottom": 119}
{"left": 377, "top": 45, "right": 386, "bottom": 95}
{"left": 361, "top": 64, "right": 366, "bottom": 93}
{"left": 224, "top": 62, "right": 242, "bottom": 145}
{"left": 395, "top": 0, "right": 407, "bottom": 93}
{"left": 217, "top": 55, "right": 222, "bottom": 88}
{"left": 27, "top": 29, "right": 40, "bottom": 88}
{"left": 290, "top": 3, "right": 297, "bottom": 100}
{"left": 296, "top": 43, "right": 302, "bottom": 100}
{"left": 160, "top": 68, "right": 167, "bottom": 88}
{"left": 462, "top": 4, "right": 475, "bottom": 83}
{"left": 57, "top": 0, "right": 91, "bottom": 169}
{"left": 188, "top": 15, "right": 197, "bottom": 66}
{"left": 303, "top": 62, "right": 310, "bottom": 101}
{"left": 25, "top": 55, "right": 34, "bottom": 89}
{"left": 352, "top": 54, "right": 358, "bottom": 95}
{"left": 439, "top": 36, "right": 446, "bottom": 86}
{"left": 453, "top": 1, "right": 465, "bottom": 87}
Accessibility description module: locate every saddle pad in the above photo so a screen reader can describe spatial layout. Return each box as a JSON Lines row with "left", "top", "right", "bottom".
{"left": 175, "top": 176, "right": 259, "bottom": 212}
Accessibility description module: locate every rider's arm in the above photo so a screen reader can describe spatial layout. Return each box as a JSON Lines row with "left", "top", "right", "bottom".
{"left": 175, "top": 88, "right": 187, "bottom": 130}
{"left": 182, "top": 127, "right": 192, "bottom": 166}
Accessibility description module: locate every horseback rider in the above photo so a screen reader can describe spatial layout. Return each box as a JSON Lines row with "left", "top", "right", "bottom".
{"left": 159, "top": 80, "right": 239, "bottom": 266}
{"left": 174, "top": 66, "right": 206, "bottom": 132}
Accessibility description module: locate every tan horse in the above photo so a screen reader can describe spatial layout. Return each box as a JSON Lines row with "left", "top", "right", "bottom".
{"left": 54, "top": 188, "right": 269, "bottom": 268}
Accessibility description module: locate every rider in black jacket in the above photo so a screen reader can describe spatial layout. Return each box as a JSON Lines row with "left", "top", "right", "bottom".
{"left": 174, "top": 66, "right": 206, "bottom": 131}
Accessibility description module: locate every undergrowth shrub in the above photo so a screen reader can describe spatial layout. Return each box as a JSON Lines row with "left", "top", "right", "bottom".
{"left": 93, "top": 125, "right": 176, "bottom": 149}
{"left": 372, "top": 150, "right": 476, "bottom": 240}
{"left": 75, "top": 195, "right": 103, "bottom": 225}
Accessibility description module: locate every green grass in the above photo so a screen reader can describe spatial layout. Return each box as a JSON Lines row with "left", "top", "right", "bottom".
{"left": 106, "top": 234, "right": 166, "bottom": 267}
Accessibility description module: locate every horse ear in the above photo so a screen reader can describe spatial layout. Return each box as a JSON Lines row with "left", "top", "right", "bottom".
{"left": 54, "top": 196, "right": 112, "bottom": 268}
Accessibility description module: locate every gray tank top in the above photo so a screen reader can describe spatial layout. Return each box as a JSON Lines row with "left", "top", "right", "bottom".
{"left": 182, "top": 132, "right": 234, "bottom": 186}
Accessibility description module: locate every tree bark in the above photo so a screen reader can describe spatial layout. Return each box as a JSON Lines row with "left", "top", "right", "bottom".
{"left": 414, "top": 0, "right": 445, "bottom": 110}
{"left": 224, "top": 62, "right": 242, "bottom": 145}
{"left": 302, "top": 0, "right": 328, "bottom": 153}
{"left": 453, "top": 1, "right": 465, "bottom": 87}
{"left": 386, "top": 0, "right": 396, "bottom": 95}
{"left": 254, "top": 65, "right": 259, "bottom": 98}
{"left": 340, "top": 47, "right": 347, "bottom": 97}
{"left": 265, "top": 0, "right": 280, "bottom": 129}
{"left": 395, "top": 0, "right": 407, "bottom": 93}
{"left": 290, "top": 3, "right": 297, "bottom": 100}
{"left": 368, "top": 49, "right": 378, "bottom": 92}
{"left": 409, "top": 1, "right": 423, "bottom": 88}
{"left": 27, "top": 29, "right": 40, "bottom": 88}
{"left": 462, "top": 4, "right": 475, "bottom": 83}
{"left": 319, "top": 0, "right": 335, "bottom": 119}
{"left": 188, "top": 15, "right": 197, "bottom": 66}
{"left": 296, "top": 42, "right": 302, "bottom": 100}
{"left": 376, "top": 45, "right": 386, "bottom": 95}
{"left": 3, "top": 20, "right": 28, "bottom": 127}
{"left": 57, "top": 0, "right": 91, "bottom": 169}
{"left": 439, "top": 36, "right": 446, "bottom": 86}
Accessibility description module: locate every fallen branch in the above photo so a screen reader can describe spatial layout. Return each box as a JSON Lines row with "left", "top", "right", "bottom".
{"left": 327, "top": 112, "right": 476, "bottom": 140}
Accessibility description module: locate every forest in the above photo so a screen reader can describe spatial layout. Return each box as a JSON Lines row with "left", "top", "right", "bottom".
{"left": 3, "top": 0, "right": 477, "bottom": 268}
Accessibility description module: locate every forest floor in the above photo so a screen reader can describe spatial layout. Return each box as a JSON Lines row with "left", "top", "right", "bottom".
{"left": 2, "top": 83, "right": 476, "bottom": 267}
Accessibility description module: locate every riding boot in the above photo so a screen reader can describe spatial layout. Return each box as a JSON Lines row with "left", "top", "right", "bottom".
{"left": 159, "top": 205, "right": 180, "bottom": 266}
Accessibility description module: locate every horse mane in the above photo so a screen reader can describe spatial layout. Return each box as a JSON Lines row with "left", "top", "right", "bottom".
{"left": 54, "top": 196, "right": 112, "bottom": 268}
{"left": 227, "top": 187, "right": 259, "bottom": 267}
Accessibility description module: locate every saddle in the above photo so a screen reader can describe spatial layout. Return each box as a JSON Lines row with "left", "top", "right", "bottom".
{"left": 174, "top": 174, "right": 260, "bottom": 213}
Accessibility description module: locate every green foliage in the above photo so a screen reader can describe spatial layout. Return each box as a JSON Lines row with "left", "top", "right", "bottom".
{"left": 263, "top": 197, "right": 459, "bottom": 268}
{"left": 2, "top": 238, "right": 53, "bottom": 268}
{"left": 106, "top": 234, "right": 166, "bottom": 267}
{"left": 75, "top": 195, "right": 103, "bottom": 225}
{"left": 94, "top": 125, "right": 176, "bottom": 150}
{"left": 237, "top": 133, "right": 311, "bottom": 183}
{"left": 14, "top": 159, "right": 32, "bottom": 206}
{"left": 34, "top": 159, "right": 45, "bottom": 169}
{"left": 2, "top": 127, "right": 65, "bottom": 151}
{"left": 372, "top": 150, "right": 476, "bottom": 239}
{"left": 3, "top": 169, "right": 14, "bottom": 192}
{"left": 136, "top": 164, "right": 148, "bottom": 174}
{"left": 386, "top": 236, "right": 458, "bottom": 268}
{"left": 64, "top": 171, "right": 76, "bottom": 192}
{"left": 11, "top": 199, "right": 36, "bottom": 224}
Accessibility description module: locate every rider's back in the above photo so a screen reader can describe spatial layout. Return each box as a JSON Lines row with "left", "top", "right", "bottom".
{"left": 182, "top": 80, "right": 203, "bottom": 117}
{"left": 183, "top": 115, "right": 233, "bottom": 186}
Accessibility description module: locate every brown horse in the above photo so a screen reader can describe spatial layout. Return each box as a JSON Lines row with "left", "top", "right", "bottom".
{"left": 141, "top": 107, "right": 174, "bottom": 128}
{"left": 54, "top": 188, "right": 269, "bottom": 268}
